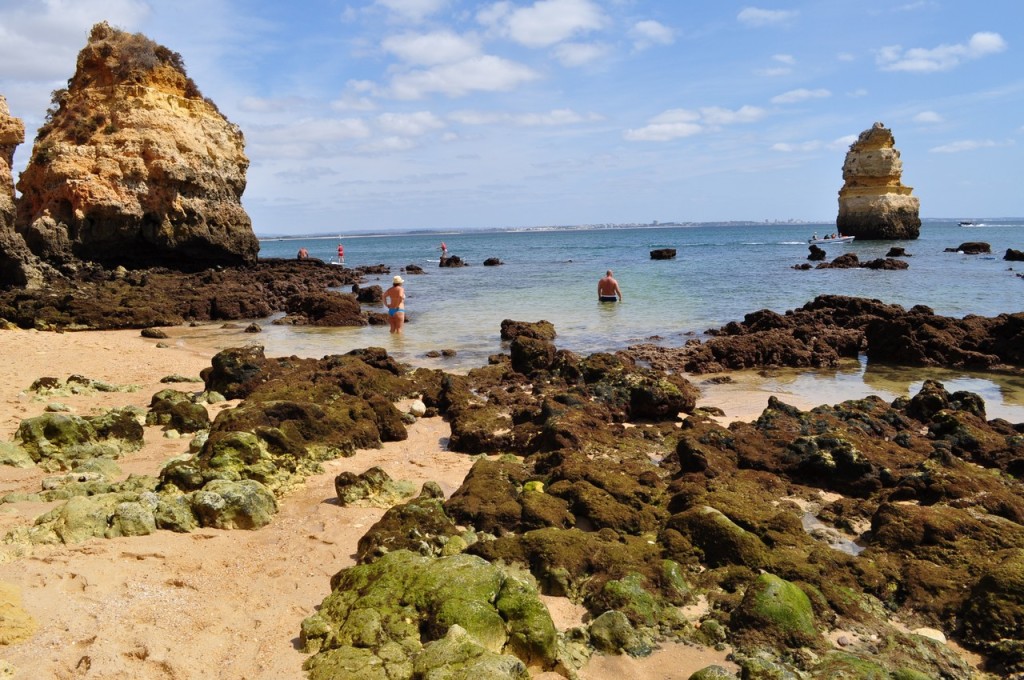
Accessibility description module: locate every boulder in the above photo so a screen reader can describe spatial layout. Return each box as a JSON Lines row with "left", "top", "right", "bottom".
{"left": 188, "top": 479, "right": 277, "bottom": 529}
{"left": 440, "top": 255, "right": 467, "bottom": 267}
{"left": 886, "top": 246, "right": 909, "bottom": 257}
{"left": 354, "top": 284, "right": 383, "bottom": 304}
{"left": 650, "top": 248, "right": 676, "bottom": 260}
{"left": 14, "top": 23, "right": 258, "bottom": 272}
{"left": 836, "top": 122, "right": 921, "bottom": 239}
{"left": 283, "top": 291, "right": 366, "bottom": 326}
{"left": 483, "top": 257, "right": 503, "bottom": 266}
{"left": 947, "top": 242, "right": 991, "bottom": 254}
{"left": 807, "top": 244, "right": 826, "bottom": 261}
{"left": 1005, "top": 248, "right": 1024, "bottom": 261}
{"left": 500, "top": 319, "right": 556, "bottom": 341}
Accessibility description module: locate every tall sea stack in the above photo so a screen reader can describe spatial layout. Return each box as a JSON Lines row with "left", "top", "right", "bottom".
{"left": 15, "top": 22, "right": 259, "bottom": 271}
{"left": 0, "top": 95, "right": 43, "bottom": 288}
{"left": 836, "top": 122, "right": 920, "bottom": 240}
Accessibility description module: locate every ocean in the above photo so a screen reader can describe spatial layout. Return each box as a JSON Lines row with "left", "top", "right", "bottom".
{"left": 210, "top": 219, "right": 1024, "bottom": 420}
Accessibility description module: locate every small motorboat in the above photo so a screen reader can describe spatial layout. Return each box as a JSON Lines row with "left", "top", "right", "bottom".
{"left": 959, "top": 220, "right": 978, "bottom": 227}
{"left": 808, "top": 235, "right": 855, "bottom": 245}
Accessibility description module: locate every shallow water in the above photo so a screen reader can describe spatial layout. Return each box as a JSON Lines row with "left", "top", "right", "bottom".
{"left": 242, "top": 220, "right": 1024, "bottom": 422}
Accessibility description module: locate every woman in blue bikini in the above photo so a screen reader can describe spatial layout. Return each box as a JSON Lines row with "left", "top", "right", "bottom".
{"left": 384, "top": 276, "right": 406, "bottom": 334}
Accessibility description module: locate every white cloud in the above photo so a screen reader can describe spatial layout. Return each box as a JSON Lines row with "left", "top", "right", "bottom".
{"left": 382, "top": 31, "right": 480, "bottom": 66}
{"left": 913, "top": 111, "right": 943, "bottom": 124}
{"left": 479, "top": 0, "right": 608, "bottom": 48}
{"left": 0, "top": 0, "right": 151, "bottom": 80}
{"left": 247, "top": 117, "right": 373, "bottom": 159}
{"left": 757, "top": 67, "right": 791, "bottom": 77}
{"left": 388, "top": 55, "right": 539, "bottom": 99}
{"left": 700, "top": 105, "right": 766, "bottom": 125}
{"left": 877, "top": 31, "right": 1007, "bottom": 73}
{"left": 847, "top": 88, "right": 868, "bottom": 98}
{"left": 375, "top": 0, "right": 448, "bottom": 21}
{"left": 771, "top": 134, "right": 857, "bottom": 153}
{"left": 837, "top": 52, "right": 856, "bottom": 62}
{"left": 737, "top": 7, "right": 799, "bottom": 27}
{"left": 629, "top": 20, "right": 674, "bottom": 50}
{"left": 772, "top": 141, "right": 821, "bottom": 152}
{"left": 771, "top": 88, "right": 831, "bottom": 104}
{"left": 553, "top": 42, "right": 609, "bottom": 67}
{"left": 930, "top": 139, "right": 1011, "bottom": 153}
{"left": 449, "top": 108, "right": 598, "bottom": 126}
{"left": 376, "top": 111, "right": 445, "bottom": 136}
{"left": 830, "top": 134, "right": 858, "bottom": 149}
{"left": 625, "top": 106, "right": 764, "bottom": 142}
{"left": 773, "top": 54, "right": 796, "bottom": 65}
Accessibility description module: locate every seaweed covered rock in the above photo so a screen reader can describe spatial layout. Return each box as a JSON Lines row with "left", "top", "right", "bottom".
{"left": 731, "top": 573, "right": 822, "bottom": 649}
{"left": 500, "top": 319, "right": 556, "bottom": 342}
{"left": 15, "top": 407, "right": 143, "bottom": 469}
{"left": 355, "top": 485, "right": 461, "bottom": 563}
{"left": 146, "top": 388, "right": 210, "bottom": 433}
{"left": 300, "top": 551, "right": 558, "bottom": 676}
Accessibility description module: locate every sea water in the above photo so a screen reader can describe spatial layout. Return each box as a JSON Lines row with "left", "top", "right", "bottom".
{"left": 212, "top": 219, "right": 1024, "bottom": 420}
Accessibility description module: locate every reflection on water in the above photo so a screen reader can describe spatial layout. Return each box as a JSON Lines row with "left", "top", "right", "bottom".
{"left": 699, "top": 355, "right": 1024, "bottom": 423}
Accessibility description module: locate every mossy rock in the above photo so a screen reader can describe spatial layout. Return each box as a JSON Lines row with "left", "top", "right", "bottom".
{"left": 588, "top": 610, "right": 652, "bottom": 656}
{"left": 303, "top": 551, "right": 556, "bottom": 676}
{"left": 688, "top": 666, "right": 737, "bottom": 680}
{"left": 16, "top": 412, "right": 98, "bottom": 462}
{"left": 810, "top": 651, "right": 889, "bottom": 678}
{"left": 147, "top": 389, "right": 210, "bottom": 433}
{"left": 412, "top": 624, "right": 530, "bottom": 680}
{"left": 0, "top": 442, "right": 34, "bottom": 468}
{"left": 188, "top": 479, "right": 277, "bottom": 529}
{"left": 665, "top": 506, "right": 770, "bottom": 569}
{"left": 356, "top": 493, "right": 461, "bottom": 563}
{"left": 961, "top": 548, "right": 1024, "bottom": 646}
{"left": 732, "top": 573, "right": 822, "bottom": 649}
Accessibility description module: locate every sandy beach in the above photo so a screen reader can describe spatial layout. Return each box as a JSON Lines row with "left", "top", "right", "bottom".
{"left": 0, "top": 327, "right": 744, "bottom": 679}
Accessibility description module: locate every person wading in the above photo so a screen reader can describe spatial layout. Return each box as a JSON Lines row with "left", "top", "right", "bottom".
{"left": 384, "top": 275, "right": 406, "bottom": 333}
{"left": 597, "top": 270, "right": 623, "bottom": 302}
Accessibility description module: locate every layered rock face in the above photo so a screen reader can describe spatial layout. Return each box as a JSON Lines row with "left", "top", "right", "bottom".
{"left": 15, "top": 22, "right": 258, "bottom": 271}
{"left": 836, "top": 122, "right": 921, "bottom": 240}
{"left": 0, "top": 96, "right": 46, "bottom": 288}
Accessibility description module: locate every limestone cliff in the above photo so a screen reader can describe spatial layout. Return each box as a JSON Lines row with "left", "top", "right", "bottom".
{"left": 836, "top": 122, "right": 920, "bottom": 240}
{"left": 15, "top": 22, "right": 259, "bottom": 271}
{"left": 0, "top": 95, "right": 44, "bottom": 287}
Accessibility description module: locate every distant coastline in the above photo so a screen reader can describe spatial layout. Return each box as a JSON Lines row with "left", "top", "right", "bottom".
{"left": 255, "top": 216, "right": 1018, "bottom": 242}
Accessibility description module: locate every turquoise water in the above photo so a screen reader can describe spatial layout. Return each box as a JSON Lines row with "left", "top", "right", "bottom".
{"left": 218, "top": 219, "right": 1024, "bottom": 420}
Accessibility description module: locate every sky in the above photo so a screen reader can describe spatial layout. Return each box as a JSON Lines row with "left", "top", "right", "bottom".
{"left": 0, "top": 0, "right": 1021, "bottom": 235}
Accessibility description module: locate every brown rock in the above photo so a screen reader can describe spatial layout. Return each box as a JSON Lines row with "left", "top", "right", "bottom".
{"left": 650, "top": 248, "right": 676, "bottom": 260}
{"left": 0, "top": 95, "right": 45, "bottom": 288}
{"left": 14, "top": 22, "right": 258, "bottom": 272}
{"left": 836, "top": 122, "right": 921, "bottom": 239}
{"left": 1005, "top": 248, "right": 1024, "bottom": 261}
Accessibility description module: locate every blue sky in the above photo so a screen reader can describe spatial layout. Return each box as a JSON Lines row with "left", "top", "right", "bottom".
{"left": 1, "top": 1, "right": 1021, "bottom": 235}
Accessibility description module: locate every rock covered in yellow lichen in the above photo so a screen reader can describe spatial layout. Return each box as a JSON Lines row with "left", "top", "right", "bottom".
{"left": 836, "top": 122, "right": 921, "bottom": 240}
{"left": 15, "top": 22, "right": 258, "bottom": 271}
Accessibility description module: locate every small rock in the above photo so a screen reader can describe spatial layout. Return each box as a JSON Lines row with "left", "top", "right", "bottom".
{"left": 141, "top": 327, "right": 169, "bottom": 339}
{"left": 912, "top": 627, "right": 946, "bottom": 643}
{"left": 409, "top": 400, "right": 427, "bottom": 417}
{"left": 244, "top": 323, "right": 261, "bottom": 333}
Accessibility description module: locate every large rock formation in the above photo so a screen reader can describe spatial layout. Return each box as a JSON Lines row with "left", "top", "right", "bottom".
{"left": 15, "top": 22, "right": 258, "bottom": 272}
{"left": 0, "top": 96, "right": 43, "bottom": 287}
{"left": 836, "top": 122, "right": 920, "bottom": 240}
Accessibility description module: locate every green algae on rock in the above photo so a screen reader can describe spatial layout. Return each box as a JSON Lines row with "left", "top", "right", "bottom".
{"left": 301, "top": 551, "right": 559, "bottom": 677}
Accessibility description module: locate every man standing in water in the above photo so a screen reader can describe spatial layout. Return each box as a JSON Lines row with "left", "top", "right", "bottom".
{"left": 598, "top": 270, "right": 622, "bottom": 302}
{"left": 384, "top": 275, "right": 406, "bottom": 333}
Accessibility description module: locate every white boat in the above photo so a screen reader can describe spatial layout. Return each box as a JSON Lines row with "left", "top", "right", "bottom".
{"left": 959, "top": 220, "right": 981, "bottom": 227}
{"left": 808, "top": 235, "right": 855, "bottom": 245}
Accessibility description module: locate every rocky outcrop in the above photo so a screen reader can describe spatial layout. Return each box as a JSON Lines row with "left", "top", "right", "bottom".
{"left": 650, "top": 248, "right": 676, "bottom": 260}
{"left": 0, "top": 96, "right": 44, "bottom": 288}
{"left": 14, "top": 22, "right": 258, "bottom": 272}
{"left": 946, "top": 242, "right": 990, "bottom": 254}
{"left": 836, "top": 122, "right": 920, "bottom": 240}
{"left": 1006, "top": 248, "right": 1024, "bottom": 261}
